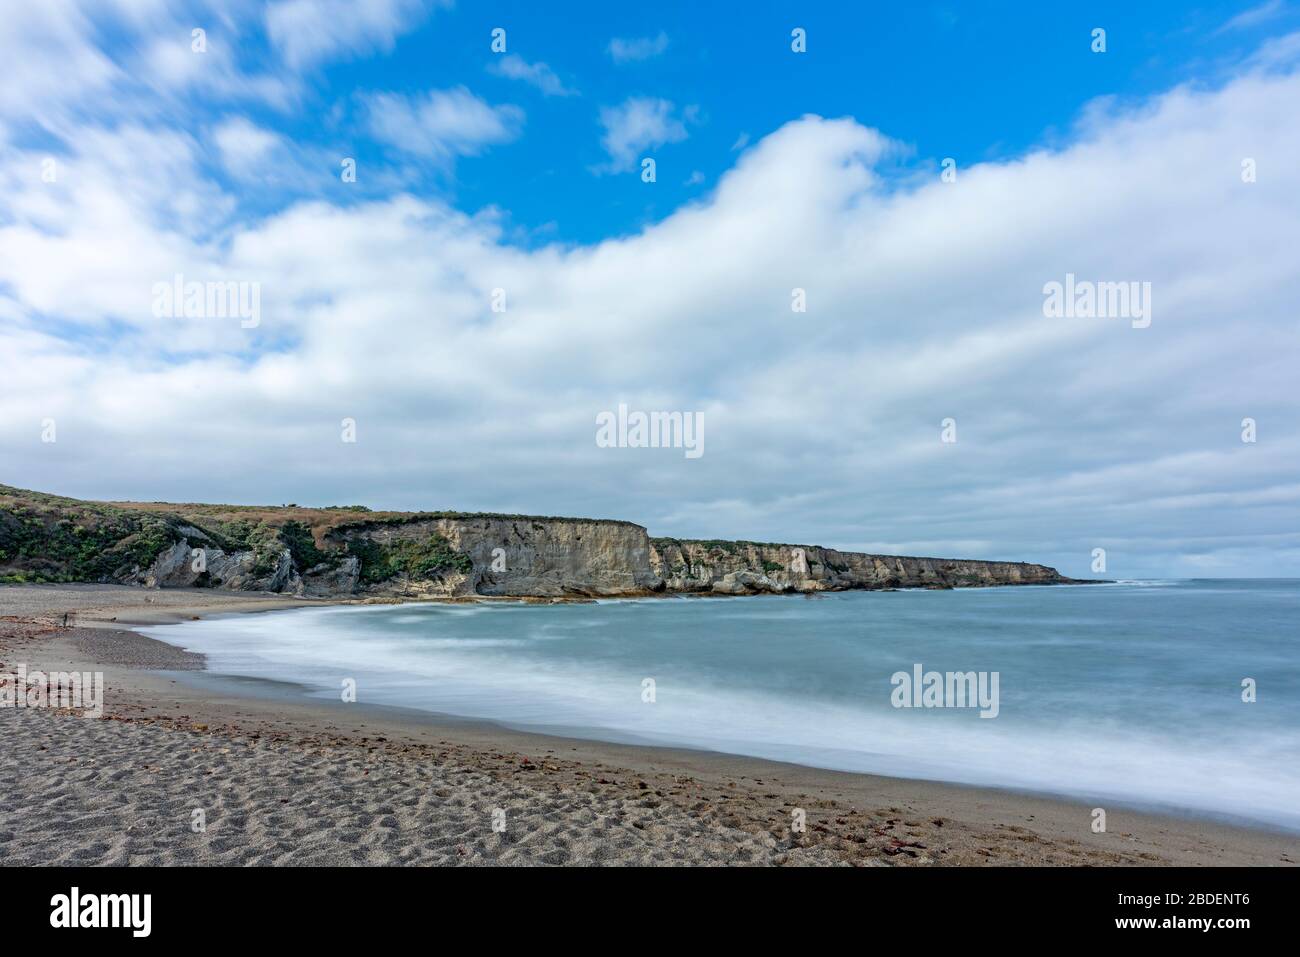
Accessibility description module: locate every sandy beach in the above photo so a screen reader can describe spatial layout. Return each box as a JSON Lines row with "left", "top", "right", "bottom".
{"left": 1, "top": 583, "right": 1296, "bottom": 867}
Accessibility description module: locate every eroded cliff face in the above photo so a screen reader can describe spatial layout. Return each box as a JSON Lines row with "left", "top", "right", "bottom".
{"left": 650, "top": 540, "right": 1066, "bottom": 595}
{"left": 114, "top": 516, "right": 660, "bottom": 598}
{"left": 328, "top": 516, "right": 659, "bottom": 598}
{"left": 649, "top": 539, "right": 1065, "bottom": 594}
{"left": 0, "top": 484, "right": 1073, "bottom": 599}
{"left": 136, "top": 535, "right": 361, "bottom": 598}
{"left": 140, "top": 524, "right": 1068, "bottom": 598}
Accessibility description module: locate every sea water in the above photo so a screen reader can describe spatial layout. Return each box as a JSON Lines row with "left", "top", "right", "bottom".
{"left": 140, "top": 580, "right": 1300, "bottom": 830}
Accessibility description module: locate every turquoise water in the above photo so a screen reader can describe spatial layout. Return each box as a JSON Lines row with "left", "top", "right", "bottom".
{"left": 141, "top": 580, "right": 1300, "bottom": 830}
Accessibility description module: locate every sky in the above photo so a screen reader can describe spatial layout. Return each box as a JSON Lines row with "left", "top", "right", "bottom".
{"left": 1, "top": 0, "right": 1299, "bottom": 579}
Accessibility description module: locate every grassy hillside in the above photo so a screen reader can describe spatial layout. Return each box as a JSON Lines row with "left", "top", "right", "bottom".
{"left": 0, "top": 485, "right": 435, "bottom": 585}
{"left": 0, "top": 484, "right": 647, "bottom": 586}
{"left": 0, "top": 485, "right": 186, "bottom": 584}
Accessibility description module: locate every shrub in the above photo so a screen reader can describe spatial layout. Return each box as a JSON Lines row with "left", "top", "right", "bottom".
{"left": 347, "top": 534, "right": 472, "bottom": 584}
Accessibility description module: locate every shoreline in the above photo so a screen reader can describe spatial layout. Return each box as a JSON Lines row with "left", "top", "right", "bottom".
{"left": 3, "top": 583, "right": 1297, "bottom": 866}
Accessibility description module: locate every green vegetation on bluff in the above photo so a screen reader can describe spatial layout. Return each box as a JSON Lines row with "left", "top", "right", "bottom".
{"left": 345, "top": 534, "right": 473, "bottom": 585}
{"left": 0, "top": 484, "right": 475, "bottom": 586}
{"left": 0, "top": 486, "right": 181, "bottom": 583}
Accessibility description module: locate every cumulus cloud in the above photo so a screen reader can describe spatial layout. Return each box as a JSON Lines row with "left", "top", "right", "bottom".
{"left": 2, "top": 43, "right": 1300, "bottom": 579}
{"left": 487, "top": 54, "right": 576, "bottom": 96}
{"left": 595, "top": 96, "right": 689, "bottom": 172}
{"left": 362, "top": 87, "right": 524, "bottom": 163}
{"left": 607, "top": 31, "right": 669, "bottom": 63}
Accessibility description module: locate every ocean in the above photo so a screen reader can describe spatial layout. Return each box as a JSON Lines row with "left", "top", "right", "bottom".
{"left": 139, "top": 579, "right": 1300, "bottom": 830}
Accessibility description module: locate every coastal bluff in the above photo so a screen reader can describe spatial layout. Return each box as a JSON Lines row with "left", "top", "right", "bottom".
{"left": 0, "top": 485, "right": 1077, "bottom": 599}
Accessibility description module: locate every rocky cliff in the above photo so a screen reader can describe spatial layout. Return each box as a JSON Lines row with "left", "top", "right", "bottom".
{"left": 649, "top": 539, "right": 1067, "bottom": 594}
{"left": 0, "top": 484, "right": 1079, "bottom": 599}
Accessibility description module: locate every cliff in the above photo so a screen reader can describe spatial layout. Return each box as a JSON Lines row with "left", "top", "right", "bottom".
{"left": 0, "top": 484, "right": 1080, "bottom": 599}
{"left": 649, "top": 538, "right": 1067, "bottom": 593}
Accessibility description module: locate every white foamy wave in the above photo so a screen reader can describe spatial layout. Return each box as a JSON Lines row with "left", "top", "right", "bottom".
{"left": 139, "top": 594, "right": 1300, "bottom": 832}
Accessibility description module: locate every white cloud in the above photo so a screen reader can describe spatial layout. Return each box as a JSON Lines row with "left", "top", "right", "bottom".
{"left": 211, "top": 116, "right": 333, "bottom": 189}
{"left": 0, "top": 1, "right": 120, "bottom": 131}
{"left": 607, "top": 31, "right": 668, "bottom": 63}
{"left": 0, "top": 0, "right": 295, "bottom": 142}
{"left": 3, "top": 51, "right": 1300, "bottom": 578}
{"left": 214, "top": 117, "right": 284, "bottom": 174}
{"left": 265, "top": 0, "right": 440, "bottom": 69}
{"left": 1247, "top": 28, "right": 1300, "bottom": 66}
{"left": 363, "top": 87, "right": 524, "bottom": 163}
{"left": 133, "top": 33, "right": 294, "bottom": 109}
{"left": 0, "top": 123, "right": 233, "bottom": 332}
{"left": 1219, "top": 0, "right": 1287, "bottom": 33}
{"left": 488, "top": 54, "right": 576, "bottom": 96}
{"left": 595, "top": 96, "right": 689, "bottom": 172}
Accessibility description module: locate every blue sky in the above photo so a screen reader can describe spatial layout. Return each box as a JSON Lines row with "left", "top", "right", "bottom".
{"left": 131, "top": 0, "right": 1298, "bottom": 243}
{"left": 2, "top": 0, "right": 1300, "bottom": 578}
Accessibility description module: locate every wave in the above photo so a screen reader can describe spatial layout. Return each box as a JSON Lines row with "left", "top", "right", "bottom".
{"left": 139, "top": 592, "right": 1300, "bottom": 832}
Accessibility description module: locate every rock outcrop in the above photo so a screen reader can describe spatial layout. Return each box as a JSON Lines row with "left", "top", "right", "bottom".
{"left": 0, "top": 484, "right": 1081, "bottom": 599}
{"left": 649, "top": 539, "right": 1066, "bottom": 593}
{"left": 348, "top": 516, "right": 661, "bottom": 598}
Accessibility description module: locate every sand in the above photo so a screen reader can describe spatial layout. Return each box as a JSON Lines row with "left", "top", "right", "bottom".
{"left": 2, "top": 583, "right": 1296, "bottom": 866}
